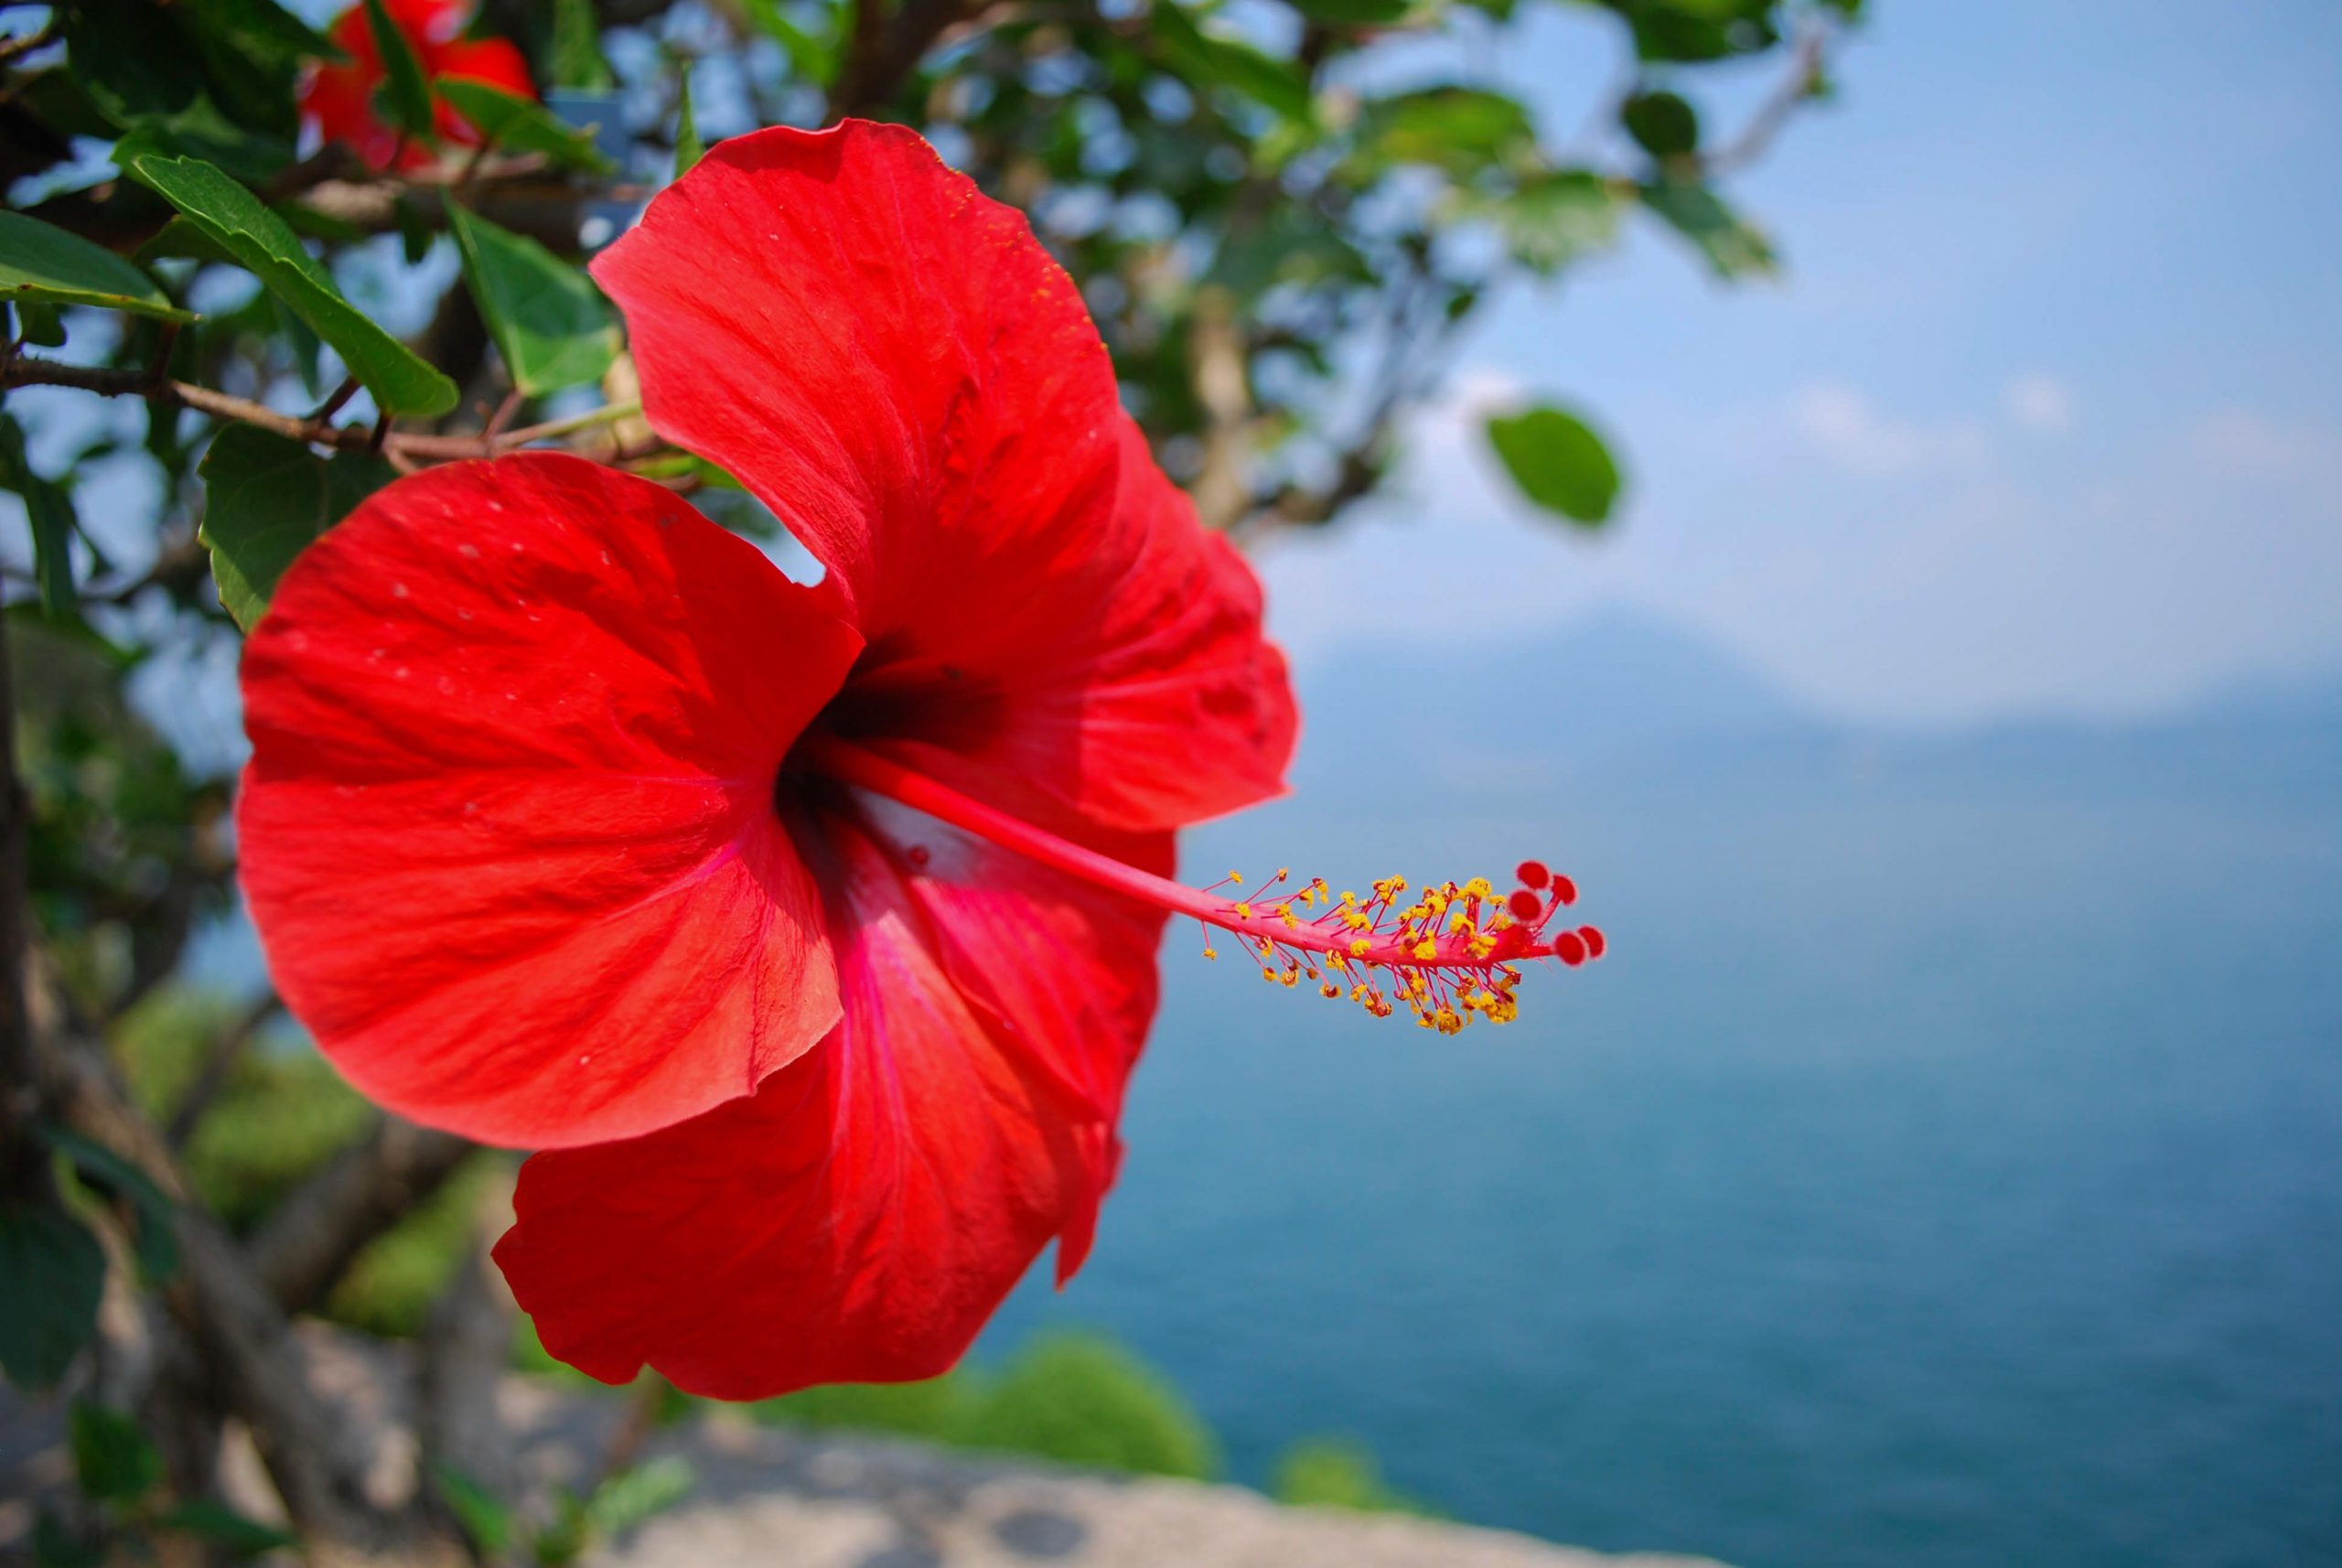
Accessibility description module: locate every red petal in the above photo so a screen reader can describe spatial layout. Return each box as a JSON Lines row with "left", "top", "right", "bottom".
{"left": 494, "top": 799, "right": 1168, "bottom": 1397}
{"left": 593, "top": 123, "right": 1295, "bottom": 834}
{"left": 238, "top": 456, "right": 862, "bottom": 1148}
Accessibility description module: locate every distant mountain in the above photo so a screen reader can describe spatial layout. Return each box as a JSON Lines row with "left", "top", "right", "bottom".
{"left": 1284, "top": 608, "right": 2342, "bottom": 804}
{"left": 1287, "top": 607, "right": 1825, "bottom": 790}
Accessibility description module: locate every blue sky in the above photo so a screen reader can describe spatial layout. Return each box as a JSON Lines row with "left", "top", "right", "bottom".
{"left": 1258, "top": 0, "right": 2342, "bottom": 724}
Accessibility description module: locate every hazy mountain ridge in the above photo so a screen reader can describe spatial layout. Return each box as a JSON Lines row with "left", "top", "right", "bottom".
{"left": 1286, "top": 609, "right": 2342, "bottom": 800}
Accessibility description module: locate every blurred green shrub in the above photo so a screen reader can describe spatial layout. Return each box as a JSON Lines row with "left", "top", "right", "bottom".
{"left": 1271, "top": 1437, "right": 1434, "bottom": 1517}
{"left": 752, "top": 1330, "right": 1217, "bottom": 1480}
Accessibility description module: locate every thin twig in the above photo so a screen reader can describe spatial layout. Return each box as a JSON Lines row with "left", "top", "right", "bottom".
{"left": 1703, "top": 24, "right": 1830, "bottom": 177}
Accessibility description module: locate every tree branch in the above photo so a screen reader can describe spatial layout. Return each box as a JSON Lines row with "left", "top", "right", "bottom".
{"left": 2, "top": 355, "right": 643, "bottom": 466}
{"left": 248, "top": 1114, "right": 475, "bottom": 1316}
{"left": 1702, "top": 24, "right": 1829, "bottom": 177}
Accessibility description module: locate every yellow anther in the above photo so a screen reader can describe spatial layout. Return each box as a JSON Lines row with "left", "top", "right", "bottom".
{"left": 1262, "top": 967, "right": 1278, "bottom": 983}
{"left": 1280, "top": 907, "right": 1300, "bottom": 929}
{"left": 1448, "top": 910, "right": 1473, "bottom": 933}
{"left": 1232, "top": 902, "right": 1252, "bottom": 918}
{"left": 1320, "top": 983, "right": 1340, "bottom": 999}
{"left": 1343, "top": 909, "right": 1370, "bottom": 930}
{"left": 1349, "top": 938, "right": 1371, "bottom": 957}
{"left": 1203, "top": 946, "right": 1219, "bottom": 960}
{"left": 1465, "top": 877, "right": 1494, "bottom": 898}
{"left": 1469, "top": 935, "right": 1497, "bottom": 960}
{"left": 1412, "top": 938, "right": 1437, "bottom": 961}
{"left": 1229, "top": 871, "right": 1243, "bottom": 884}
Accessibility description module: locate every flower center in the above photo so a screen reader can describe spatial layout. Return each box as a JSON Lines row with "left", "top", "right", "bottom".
{"left": 796, "top": 734, "right": 1605, "bottom": 1035}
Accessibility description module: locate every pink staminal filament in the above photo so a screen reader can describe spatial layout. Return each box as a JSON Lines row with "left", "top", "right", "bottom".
{"left": 802, "top": 735, "right": 1604, "bottom": 1033}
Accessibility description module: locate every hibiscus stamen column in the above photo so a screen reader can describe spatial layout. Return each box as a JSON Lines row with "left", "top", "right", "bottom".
{"left": 800, "top": 735, "right": 1605, "bottom": 1035}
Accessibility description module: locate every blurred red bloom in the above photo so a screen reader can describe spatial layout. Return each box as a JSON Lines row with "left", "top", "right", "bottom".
{"left": 301, "top": 0, "right": 532, "bottom": 172}
{"left": 237, "top": 124, "right": 1296, "bottom": 1396}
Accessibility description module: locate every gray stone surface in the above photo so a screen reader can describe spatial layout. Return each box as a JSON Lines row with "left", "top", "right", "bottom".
{"left": 5, "top": 1332, "right": 1725, "bottom": 1568}
{"left": 591, "top": 1412, "right": 1727, "bottom": 1568}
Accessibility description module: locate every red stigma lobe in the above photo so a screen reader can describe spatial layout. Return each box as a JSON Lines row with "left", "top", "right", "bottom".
{"left": 801, "top": 734, "right": 1604, "bottom": 1036}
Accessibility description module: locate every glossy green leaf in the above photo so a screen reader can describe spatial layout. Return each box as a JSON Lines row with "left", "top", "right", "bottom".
{"left": 33, "top": 1509, "right": 103, "bottom": 1568}
{"left": 738, "top": 0, "right": 838, "bottom": 87}
{"left": 1367, "top": 87, "right": 1533, "bottom": 172}
{"left": 432, "top": 1464, "right": 514, "bottom": 1557}
{"left": 1288, "top": 0, "right": 1412, "bottom": 23}
{"left": 363, "top": 0, "right": 436, "bottom": 143}
{"left": 675, "top": 72, "right": 704, "bottom": 177}
{"left": 0, "top": 414, "right": 81, "bottom": 618}
{"left": 0, "top": 1197, "right": 105, "bottom": 1390}
{"left": 70, "top": 1402, "right": 162, "bottom": 1505}
{"left": 126, "top": 155, "right": 459, "bottom": 416}
{"left": 1639, "top": 177, "right": 1776, "bottom": 276}
{"left": 0, "top": 211, "right": 195, "bottom": 324}
{"left": 199, "top": 427, "right": 397, "bottom": 629}
{"left": 551, "top": 0, "right": 616, "bottom": 91}
{"left": 1486, "top": 404, "right": 1622, "bottom": 525}
{"left": 585, "top": 1457, "right": 695, "bottom": 1537}
{"left": 45, "top": 1124, "right": 178, "bottom": 1284}
{"left": 1152, "top": 4, "right": 1314, "bottom": 124}
{"left": 1479, "top": 169, "right": 1621, "bottom": 274}
{"left": 157, "top": 1500, "right": 298, "bottom": 1561}
{"left": 1621, "top": 89, "right": 1699, "bottom": 157}
{"left": 434, "top": 79, "right": 615, "bottom": 175}
{"left": 447, "top": 204, "right": 620, "bottom": 396}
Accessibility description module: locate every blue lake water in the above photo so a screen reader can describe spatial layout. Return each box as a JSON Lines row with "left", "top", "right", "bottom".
{"left": 982, "top": 687, "right": 2342, "bottom": 1567}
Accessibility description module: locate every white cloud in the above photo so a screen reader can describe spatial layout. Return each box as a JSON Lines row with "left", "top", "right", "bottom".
{"left": 2186, "top": 409, "right": 2335, "bottom": 478}
{"left": 1785, "top": 382, "right": 1992, "bottom": 475}
{"left": 2003, "top": 374, "right": 2074, "bottom": 433}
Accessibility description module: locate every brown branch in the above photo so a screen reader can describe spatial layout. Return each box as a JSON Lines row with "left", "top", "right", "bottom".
{"left": 830, "top": 0, "right": 981, "bottom": 119}
{"left": 248, "top": 1114, "right": 475, "bottom": 1316}
{"left": 0, "top": 20, "right": 58, "bottom": 68}
{"left": 164, "top": 993, "right": 281, "bottom": 1150}
{"left": 1702, "top": 24, "right": 1830, "bottom": 177}
{"left": 0, "top": 620, "right": 43, "bottom": 1209}
{"left": 2, "top": 355, "right": 643, "bottom": 467}
{"left": 36, "top": 1036, "right": 455, "bottom": 1563}
{"left": 418, "top": 1165, "right": 518, "bottom": 1503}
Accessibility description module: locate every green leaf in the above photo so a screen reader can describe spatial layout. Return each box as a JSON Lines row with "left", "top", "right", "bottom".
{"left": 0, "top": 210, "right": 196, "bottom": 324}
{"left": 447, "top": 204, "right": 620, "bottom": 397}
{"left": 675, "top": 72, "right": 704, "bottom": 177}
{"left": 1621, "top": 89, "right": 1699, "bottom": 158}
{"left": 1151, "top": 4, "right": 1314, "bottom": 124}
{"left": 0, "top": 1198, "right": 104, "bottom": 1390}
{"left": 199, "top": 427, "right": 397, "bottom": 629}
{"left": 1477, "top": 169, "right": 1621, "bottom": 274}
{"left": 15, "top": 300, "right": 65, "bottom": 348}
{"left": 158, "top": 1500, "right": 298, "bottom": 1561}
{"left": 1485, "top": 404, "right": 1622, "bottom": 526}
{"left": 738, "top": 0, "right": 838, "bottom": 87}
{"left": 32, "top": 1509, "right": 103, "bottom": 1568}
{"left": 125, "top": 155, "right": 458, "bottom": 417}
{"left": 362, "top": 0, "right": 436, "bottom": 144}
{"left": 1287, "top": 0, "right": 1412, "bottom": 23}
{"left": 435, "top": 80, "right": 616, "bottom": 176}
{"left": 1365, "top": 87, "right": 1534, "bottom": 173}
{"left": 585, "top": 1457, "right": 695, "bottom": 1538}
{"left": 70, "top": 1402, "right": 163, "bottom": 1506}
{"left": 432, "top": 1465, "right": 514, "bottom": 1557}
{"left": 550, "top": 0, "right": 615, "bottom": 91}
{"left": 0, "top": 414, "right": 81, "bottom": 619}
{"left": 1639, "top": 177, "right": 1776, "bottom": 277}
{"left": 44, "top": 1125, "right": 177, "bottom": 1284}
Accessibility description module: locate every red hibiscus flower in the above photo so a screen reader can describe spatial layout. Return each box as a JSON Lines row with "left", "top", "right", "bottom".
{"left": 300, "top": 0, "right": 533, "bottom": 173}
{"left": 236, "top": 123, "right": 1600, "bottom": 1399}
